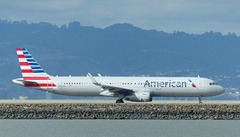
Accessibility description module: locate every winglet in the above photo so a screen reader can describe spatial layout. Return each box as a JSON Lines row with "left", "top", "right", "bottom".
{"left": 98, "top": 73, "right": 102, "bottom": 77}
{"left": 88, "top": 73, "right": 100, "bottom": 85}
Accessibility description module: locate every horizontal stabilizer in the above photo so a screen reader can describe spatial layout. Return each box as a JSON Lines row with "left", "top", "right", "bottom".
{"left": 12, "top": 78, "right": 56, "bottom": 87}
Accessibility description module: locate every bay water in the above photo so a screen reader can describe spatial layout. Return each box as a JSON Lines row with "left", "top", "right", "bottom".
{"left": 0, "top": 120, "right": 239, "bottom": 137}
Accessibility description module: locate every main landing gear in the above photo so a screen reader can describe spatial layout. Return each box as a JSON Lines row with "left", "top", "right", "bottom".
{"left": 116, "top": 98, "right": 124, "bottom": 103}
{"left": 198, "top": 96, "right": 203, "bottom": 104}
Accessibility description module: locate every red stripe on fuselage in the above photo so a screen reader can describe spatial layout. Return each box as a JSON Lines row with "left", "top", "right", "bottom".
{"left": 20, "top": 62, "right": 29, "bottom": 66}
{"left": 24, "top": 83, "right": 56, "bottom": 87}
{"left": 21, "top": 69, "right": 33, "bottom": 73}
{"left": 18, "top": 55, "right": 25, "bottom": 58}
{"left": 23, "top": 77, "right": 50, "bottom": 80}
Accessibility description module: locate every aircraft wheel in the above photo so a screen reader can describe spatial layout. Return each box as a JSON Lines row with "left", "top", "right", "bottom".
{"left": 116, "top": 99, "right": 124, "bottom": 103}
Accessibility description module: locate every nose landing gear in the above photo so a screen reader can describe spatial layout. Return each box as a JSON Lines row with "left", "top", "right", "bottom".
{"left": 198, "top": 96, "right": 203, "bottom": 104}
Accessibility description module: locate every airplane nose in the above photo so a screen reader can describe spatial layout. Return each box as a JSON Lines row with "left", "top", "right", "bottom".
{"left": 218, "top": 86, "right": 225, "bottom": 94}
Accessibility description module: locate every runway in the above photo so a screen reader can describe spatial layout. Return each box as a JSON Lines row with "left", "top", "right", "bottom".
{"left": 0, "top": 100, "right": 239, "bottom": 104}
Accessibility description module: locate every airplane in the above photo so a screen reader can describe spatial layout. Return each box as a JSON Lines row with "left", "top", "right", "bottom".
{"left": 12, "top": 48, "right": 225, "bottom": 103}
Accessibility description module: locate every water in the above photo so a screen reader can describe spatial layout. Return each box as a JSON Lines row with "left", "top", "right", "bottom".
{"left": 0, "top": 120, "right": 239, "bottom": 137}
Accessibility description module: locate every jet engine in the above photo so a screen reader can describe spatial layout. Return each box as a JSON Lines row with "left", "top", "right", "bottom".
{"left": 125, "top": 91, "right": 152, "bottom": 102}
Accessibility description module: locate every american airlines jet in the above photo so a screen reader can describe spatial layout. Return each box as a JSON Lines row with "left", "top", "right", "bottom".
{"left": 12, "top": 48, "right": 224, "bottom": 103}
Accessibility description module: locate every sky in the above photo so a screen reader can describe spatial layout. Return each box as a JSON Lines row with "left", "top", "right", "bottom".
{"left": 1, "top": 0, "right": 240, "bottom": 35}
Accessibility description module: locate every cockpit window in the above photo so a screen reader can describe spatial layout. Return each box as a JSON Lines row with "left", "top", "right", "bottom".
{"left": 209, "top": 82, "right": 218, "bottom": 86}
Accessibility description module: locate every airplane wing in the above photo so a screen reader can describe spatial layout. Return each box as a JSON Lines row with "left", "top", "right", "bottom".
{"left": 88, "top": 73, "right": 134, "bottom": 96}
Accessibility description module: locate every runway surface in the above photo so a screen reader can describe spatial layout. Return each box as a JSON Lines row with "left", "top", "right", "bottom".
{"left": 0, "top": 100, "right": 239, "bottom": 104}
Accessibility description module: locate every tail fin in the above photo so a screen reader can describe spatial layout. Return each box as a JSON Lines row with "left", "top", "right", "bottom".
{"left": 16, "top": 48, "right": 50, "bottom": 80}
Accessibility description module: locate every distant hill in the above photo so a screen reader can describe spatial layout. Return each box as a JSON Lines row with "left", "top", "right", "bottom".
{"left": 0, "top": 19, "right": 239, "bottom": 100}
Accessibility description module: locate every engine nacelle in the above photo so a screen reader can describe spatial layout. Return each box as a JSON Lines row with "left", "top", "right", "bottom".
{"left": 100, "top": 89, "right": 114, "bottom": 97}
{"left": 125, "top": 92, "right": 152, "bottom": 102}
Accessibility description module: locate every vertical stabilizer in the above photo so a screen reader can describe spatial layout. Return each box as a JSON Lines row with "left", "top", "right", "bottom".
{"left": 16, "top": 48, "right": 50, "bottom": 79}
{"left": 15, "top": 48, "right": 55, "bottom": 88}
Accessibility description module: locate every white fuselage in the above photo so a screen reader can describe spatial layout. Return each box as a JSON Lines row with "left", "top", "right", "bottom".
{"left": 20, "top": 76, "right": 224, "bottom": 98}
{"left": 13, "top": 48, "right": 225, "bottom": 102}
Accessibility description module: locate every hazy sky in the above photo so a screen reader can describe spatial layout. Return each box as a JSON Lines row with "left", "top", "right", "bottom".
{"left": 1, "top": 0, "right": 240, "bottom": 34}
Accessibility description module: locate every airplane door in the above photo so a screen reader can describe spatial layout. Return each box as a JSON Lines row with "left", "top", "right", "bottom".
{"left": 47, "top": 79, "right": 53, "bottom": 90}
{"left": 198, "top": 78, "right": 203, "bottom": 89}
{"left": 103, "top": 80, "right": 109, "bottom": 85}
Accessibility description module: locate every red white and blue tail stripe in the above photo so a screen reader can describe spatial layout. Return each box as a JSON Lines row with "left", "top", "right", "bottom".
{"left": 16, "top": 48, "right": 56, "bottom": 88}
